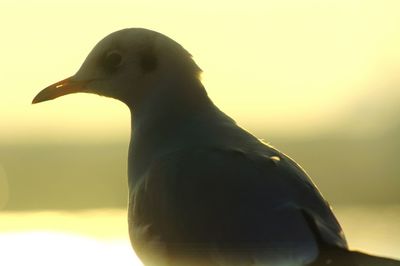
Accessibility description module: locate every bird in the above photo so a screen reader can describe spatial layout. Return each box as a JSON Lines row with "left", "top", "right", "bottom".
{"left": 32, "top": 28, "right": 400, "bottom": 266}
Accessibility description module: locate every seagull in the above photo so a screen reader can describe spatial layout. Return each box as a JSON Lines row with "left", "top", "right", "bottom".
{"left": 33, "top": 28, "right": 400, "bottom": 266}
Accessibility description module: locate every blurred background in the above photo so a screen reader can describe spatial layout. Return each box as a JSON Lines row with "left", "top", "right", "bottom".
{"left": 0, "top": 0, "right": 399, "bottom": 265}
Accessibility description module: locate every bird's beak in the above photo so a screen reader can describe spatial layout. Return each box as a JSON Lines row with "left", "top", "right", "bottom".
{"left": 32, "top": 76, "right": 91, "bottom": 104}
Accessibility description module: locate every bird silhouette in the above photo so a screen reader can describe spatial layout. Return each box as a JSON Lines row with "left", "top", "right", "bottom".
{"left": 33, "top": 28, "right": 400, "bottom": 266}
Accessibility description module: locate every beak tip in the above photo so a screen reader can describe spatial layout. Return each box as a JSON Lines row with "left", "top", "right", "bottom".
{"left": 32, "top": 93, "right": 47, "bottom": 104}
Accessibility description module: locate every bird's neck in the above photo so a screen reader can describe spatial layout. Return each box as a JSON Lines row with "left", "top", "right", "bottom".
{"left": 129, "top": 76, "right": 215, "bottom": 142}
{"left": 127, "top": 78, "right": 215, "bottom": 185}
{"left": 130, "top": 76, "right": 211, "bottom": 129}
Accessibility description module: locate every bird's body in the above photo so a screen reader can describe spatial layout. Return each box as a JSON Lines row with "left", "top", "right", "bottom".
{"left": 126, "top": 78, "right": 345, "bottom": 265}
{"left": 33, "top": 28, "right": 400, "bottom": 266}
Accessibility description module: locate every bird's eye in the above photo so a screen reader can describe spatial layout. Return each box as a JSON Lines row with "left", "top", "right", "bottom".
{"left": 104, "top": 51, "right": 123, "bottom": 70}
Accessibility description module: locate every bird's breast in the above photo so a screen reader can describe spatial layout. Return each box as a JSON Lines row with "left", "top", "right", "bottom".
{"left": 128, "top": 183, "right": 169, "bottom": 265}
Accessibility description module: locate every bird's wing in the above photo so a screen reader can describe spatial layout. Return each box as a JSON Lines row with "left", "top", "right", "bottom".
{"left": 131, "top": 147, "right": 346, "bottom": 265}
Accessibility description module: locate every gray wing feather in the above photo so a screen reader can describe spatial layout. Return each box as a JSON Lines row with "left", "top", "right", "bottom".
{"left": 131, "top": 147, "right": 347, "bottom": 265}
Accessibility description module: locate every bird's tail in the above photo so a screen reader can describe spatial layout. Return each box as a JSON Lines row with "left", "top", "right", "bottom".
{"left": 301, "top": 210, "right": 400, "bottom": 266}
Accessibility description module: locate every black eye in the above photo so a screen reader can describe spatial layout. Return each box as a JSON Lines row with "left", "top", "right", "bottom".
{"left": 104, "top": 51, "right": 123, "bottom": 71}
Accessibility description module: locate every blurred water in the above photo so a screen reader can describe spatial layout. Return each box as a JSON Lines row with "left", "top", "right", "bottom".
{"left": 0, "top": 209, "right": 142, "bottom": 266}
{"left": 334, "top": 205, "right": 400, "bottom": 258}
{"left": 0, "top": 206, "right": 399, "bottom": 265}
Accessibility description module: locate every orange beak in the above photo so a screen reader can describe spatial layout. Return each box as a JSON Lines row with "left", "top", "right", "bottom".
{"left": 32, "top": 77, "right": 91, "bottom": 104}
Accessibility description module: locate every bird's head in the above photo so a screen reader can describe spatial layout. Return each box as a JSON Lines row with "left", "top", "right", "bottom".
{"left": 32, "top": 28, "right": 202, "bottom": 107}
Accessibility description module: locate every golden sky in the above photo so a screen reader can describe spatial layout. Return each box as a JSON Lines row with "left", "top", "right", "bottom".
{"left": 1, "top": 0, "right": 400, "bottom": 142}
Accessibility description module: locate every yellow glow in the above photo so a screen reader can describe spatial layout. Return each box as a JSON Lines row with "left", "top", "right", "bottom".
{"left": 0, "top": 210, "right": 143, "bottom": 266}
{"left": 1, "top": 0, "right": 400, "bottom": 142}
{"left": 1, "top": 3, "right": 399, "bottom": 264}
{"left": 0, "top": 208, "right": 399, "bottom": 265}
{"left": 0, "top": 232, "right": 142, "bottom": 266}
